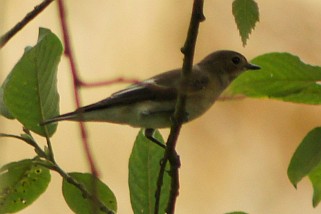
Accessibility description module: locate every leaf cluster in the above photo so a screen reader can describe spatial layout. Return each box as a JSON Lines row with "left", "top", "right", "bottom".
{"left": 0, "top": 27, "right": 171, "bottom": 213}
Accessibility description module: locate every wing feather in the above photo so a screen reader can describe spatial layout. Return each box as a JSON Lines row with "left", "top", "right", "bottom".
{"left": 79, "top": 70, "right": 180, "bottom": 113}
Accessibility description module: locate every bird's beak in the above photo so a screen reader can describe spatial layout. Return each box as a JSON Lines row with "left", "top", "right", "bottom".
{"left": 246, "top": 63, "right": 261, "bottom": 70}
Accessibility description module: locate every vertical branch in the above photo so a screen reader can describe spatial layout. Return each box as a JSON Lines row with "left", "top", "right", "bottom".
{"left": 180, "top": 0, "right": 205, "bottom": 72}
{"left": 56, "top": 0, "right": 98, "bottom": 177}
{"left": 155, "top": 0, "right": 205, "bottom": 214}
{"left": 56, "top": 2, "right": 100, "bottom": 212}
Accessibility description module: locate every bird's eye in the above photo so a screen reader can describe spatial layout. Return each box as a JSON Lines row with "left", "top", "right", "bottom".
{"left": 232, "top": 56, "right": 241, "bottom": 65}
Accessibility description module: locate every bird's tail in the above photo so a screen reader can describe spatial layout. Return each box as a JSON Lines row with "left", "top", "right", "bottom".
{"left": 40, "top": 111, "right": 78, "bottom": 126}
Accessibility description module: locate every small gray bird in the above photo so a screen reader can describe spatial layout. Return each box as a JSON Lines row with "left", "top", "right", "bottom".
{"left": 42, "top": 50, "right": 260, "bottom": 141}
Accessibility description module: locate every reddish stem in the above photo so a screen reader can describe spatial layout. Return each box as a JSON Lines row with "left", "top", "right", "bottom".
{"left": 78, "top": 77, "right": 139, "bottom": 88}
{"left": 56, "top": 0, "right": 98, "bottom": 177}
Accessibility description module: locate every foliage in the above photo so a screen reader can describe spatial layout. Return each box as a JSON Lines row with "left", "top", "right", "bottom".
{"left": 129, "top": 130, "right": 170, "bottom": 214}
{"left": 62, "top": 173, "right": 117, "bottom": 214}
{"left": 229, "top": 51, "right": 321, "bottom": 207}
{"left": 1, "top": 28, "right": 61, "bottom": 137}
{"left": 1, "top": 0, "right": 321, "bottom": 213}
{"left": 287, "top": 128, "right": 321, "bottom": 207}
{"left": 230, "top": 52, "right": 321, "bottom": 104}
{"left": 232, "top": 0, "right": 259, "bottom": 46}
{"left": 0, "top": 28, "right": 116, "bottom": 214}
{"left": 0, "top": 159, "right": 50, "bottom": 213}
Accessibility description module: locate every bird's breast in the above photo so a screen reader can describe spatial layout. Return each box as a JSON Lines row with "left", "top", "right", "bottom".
{"left": 184, "top": 77, "right": 225, "bottom": 121}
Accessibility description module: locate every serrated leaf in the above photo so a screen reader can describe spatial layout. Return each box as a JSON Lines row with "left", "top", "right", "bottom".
{"left": 0, "top": 159, "right": 51, "bottom": 213}
{"left": 288, "top": 127, "right": 321, "bottom": 188}
{"left": 2, "top": 27, "right": 62, "bottom": 137}
{"left": 62, "top": 172, "right": 117, "bottom": 214}
{"left": 229, "top": 52, "right": 321, "bottom": 104}
{"left": 129, "top": 129, "right": 170, "bottom": 214}
{"left": 232, "top": 0, "right": 259, "bottom": 46}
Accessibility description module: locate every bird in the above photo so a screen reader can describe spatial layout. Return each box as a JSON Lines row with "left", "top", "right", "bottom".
{"left": 41, "top": 50, "right": 260, "bottom": 146}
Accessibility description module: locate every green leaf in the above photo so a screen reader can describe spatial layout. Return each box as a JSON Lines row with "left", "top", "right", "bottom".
{"left": 129, "top": 129, "right": 170, "bottom": 214}
{"left": 288, "top": 127, "right": 321, "bottom": 187}
{"left": 0, "top": 159, "right": 51, "bottom": 213}
{"left": 0, "top": 86, "right": 14, "bottom": 119}
{"left": 62, "top": 172, "right": 117, "bottom": 214}
{"left": 232, "top": 0, "right": 259, "bottom": 46}
{"left": 229, "top": 52, "right": 321, "bottom": 104}
{"left": 2, "top": 27, "right": 62, "bottom": 137}
{"left": 309, "top": 163, "right": 321, "bottom": 207}
{"left": 288, "top": 127, "right": 321, "bottom": 207}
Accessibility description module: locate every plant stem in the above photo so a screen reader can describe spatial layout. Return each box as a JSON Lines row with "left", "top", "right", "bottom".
{"left": 56, "top": 0, "right": 99, "bottom": 177}
{"left": 154, "top": 0, "right": 205, "bottom": 214}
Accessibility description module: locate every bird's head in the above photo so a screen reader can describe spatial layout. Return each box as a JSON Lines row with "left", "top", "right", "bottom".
{"left": 198, "top": 50, "right": 260, "bottom": 81}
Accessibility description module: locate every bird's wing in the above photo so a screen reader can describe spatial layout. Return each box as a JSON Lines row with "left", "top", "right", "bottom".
{"left": 76, "top": 66, "right": 210, "bottom": 113}
{"left": 153, "top": 66, "right": 211, "bottom": 94}
{"left": 79, "top": 70, "right": 180, "bottom": 113}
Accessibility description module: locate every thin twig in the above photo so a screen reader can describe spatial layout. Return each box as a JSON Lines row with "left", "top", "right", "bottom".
{"left": 154, "top": 1, "right": 205, "bottom": 214}
{"left": 0, "top": 133, "right": 46, "bottom": 158}
{"left": 0, "top": 132, "right": 114, "bottom": 214}
{"left": 48, "top": 163, "right": 114, "bottom": 214}
{"left": 0, "top": 0, "right": 54, "bottom": 48}
{"left": 78, "top": 77, "right": 139, "bottom": 88}
{"left": 56, "top": 1, "right": 100, "bottom": 213}
{"left": 56, "top": 0, "right": 98, "bottom": 177}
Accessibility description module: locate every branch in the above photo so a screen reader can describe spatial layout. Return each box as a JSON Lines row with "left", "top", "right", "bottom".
{"left": 155, "top": 1, "right": 205, "bottom": 214}
{"left": 56, "top": 0, "right": 98, "bottom": 177}
{"left": 78, "top": 77, "right": 139, "bottom": 88}
{"left": 0, "top": 132, "right": 113, "bottom": 213}
{"left": 0, "top": 133, "right": 46, "bottom": 158}
{"left": 0, "top": 0, "right": 54, "bottom": 48}
{"left": 56, "top": 1, "right": 101, "bottom": 212}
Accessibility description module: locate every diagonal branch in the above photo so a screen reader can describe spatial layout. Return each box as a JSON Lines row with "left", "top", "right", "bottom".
{"left": 154, "top": 0, "right": 205, "bottom": 214}
{"left": 0, "top": 0, "right": 54, "bottom": 48}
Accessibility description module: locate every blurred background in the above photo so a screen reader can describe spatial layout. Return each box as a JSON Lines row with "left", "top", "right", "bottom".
{"left": 1, "top": 0, "right": 321, "bottom": 213}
